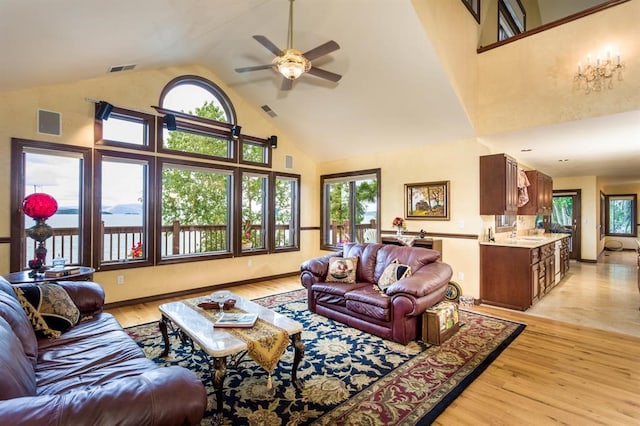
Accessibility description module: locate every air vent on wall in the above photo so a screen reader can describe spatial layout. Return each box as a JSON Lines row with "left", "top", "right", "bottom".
{"left": 37, "top": 109, "right": 61, "bottom": 136}
{"left": 261, "top": 104, "right": 278, "bottom": 118}
{"left": 285, "top": 155, "right": 294, "bottom": 170}
{"left": 108, "top": 64, "right": 136, "bottom": 73}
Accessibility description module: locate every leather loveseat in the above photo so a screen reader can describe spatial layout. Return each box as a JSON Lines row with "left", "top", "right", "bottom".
{"left": 0, "top": 276, "right": 206, "bottom": 425}
{"left": 300, "top": 242, "right": 453, "bottom": 344}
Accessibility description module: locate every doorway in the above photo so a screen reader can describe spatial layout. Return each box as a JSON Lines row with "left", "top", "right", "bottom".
{"left": 552, "top": 190, "right": 581, "bottom": 260}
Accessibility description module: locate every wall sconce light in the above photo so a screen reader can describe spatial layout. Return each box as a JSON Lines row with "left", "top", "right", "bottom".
{"left": 163, "top": 114, "right": 177, "bottom": 131}
{"left": 575, "top": 49, "right": 624, "bottom": 93}
{"left": 268, "top": 135, "right": 278, "bottom": 148}
{"left": 231, "top": 125, "right": 242, "bottom": 138}
{"left": 95, "top": 101, "right": 114, "bottom": 120}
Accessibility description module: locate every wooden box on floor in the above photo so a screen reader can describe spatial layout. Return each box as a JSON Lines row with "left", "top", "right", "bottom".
{"left": 422, "top": 301, "right": 460, "bottom": 345}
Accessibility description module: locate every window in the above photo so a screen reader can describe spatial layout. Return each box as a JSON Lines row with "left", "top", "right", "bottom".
{"left": 273, "top": 174, "right": 300, "bottom": 251}
{"left": 239, "top": 170, "right": 269, "bottom": 254}
{"left": 321, "top": 169, "right": 380, "bottom": 250}
{"left": 157, "top": 75, "right": 238, "bottom": 162}
{"left": 461, "top": 0, "right": 480, "bottom": 23}
{"left": 94, "top": 150, "right": 154, "bottom": 269}
{"left": 95, "top": 106, "right": 155, "bottom": 151}
{"left": 605, "top": 194, "right": 637, "bottom": 237}
{"left": 159, "top": 159, "right": 234, "bottom": 260}
{"left": 498, "top": 0, "right": 525, "bottom": 41}
{"left": 240, "top": 135, "right": 271, "bottom": 168}
{"left": 10, "top": 139, "right": 92, "bottom": 271}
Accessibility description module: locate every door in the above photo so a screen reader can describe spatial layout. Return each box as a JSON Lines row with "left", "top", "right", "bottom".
{"left": 552, "top": 190, "right": 581, "bottom": 260}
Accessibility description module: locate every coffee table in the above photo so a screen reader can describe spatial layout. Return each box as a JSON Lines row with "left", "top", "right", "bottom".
{"left": 158, "top": 293, "right": 304, "bottom": 417}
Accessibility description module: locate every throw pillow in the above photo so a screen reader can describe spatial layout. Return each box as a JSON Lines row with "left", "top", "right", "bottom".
{"left": 326, "top": 256, "right": 358, "bottom": 283}
{"left": 378, "top": 260, "right": 412, "bottom": 291}
{"left": 14, "top": 283, "right": 80, "bottom": 338}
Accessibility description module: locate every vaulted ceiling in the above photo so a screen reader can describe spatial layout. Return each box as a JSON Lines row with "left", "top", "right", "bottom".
{"left": 1, "top": 0, "right": 637, "bottom": 183}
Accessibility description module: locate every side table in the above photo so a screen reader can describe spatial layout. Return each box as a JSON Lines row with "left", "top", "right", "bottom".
{"left": 2, "top": 266, "right": 96, "bottom": 284}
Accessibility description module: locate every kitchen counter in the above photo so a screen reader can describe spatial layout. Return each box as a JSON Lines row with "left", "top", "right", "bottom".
{"left": 479, "top": 233, "right": 571, "bottom": 248}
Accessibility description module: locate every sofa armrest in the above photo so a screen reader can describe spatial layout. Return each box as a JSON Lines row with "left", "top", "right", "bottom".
{"left": 0, "top": 366, "right": 206, "bottom": 426}
{"left": 53, "top": 281, "right": 105, "bottom": 316}
{"left": 300, "top": 252, "right": 342, "bottom": 287}
{"left": 386, "top": 262, "right": 453, "bottom": 298}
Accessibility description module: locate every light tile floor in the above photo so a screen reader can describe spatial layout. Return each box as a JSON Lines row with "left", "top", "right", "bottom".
{"left": 524, "top": 250, "right": 640, "bottom": 337}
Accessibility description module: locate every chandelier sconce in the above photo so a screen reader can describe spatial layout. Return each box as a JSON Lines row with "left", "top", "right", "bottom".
{"left": 575, "top": 49, "right": 624, "bottom": 93}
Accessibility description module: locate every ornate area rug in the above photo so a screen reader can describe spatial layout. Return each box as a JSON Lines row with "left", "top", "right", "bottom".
{"left": 127, "top": 290, "right": 525, "bottom": 425}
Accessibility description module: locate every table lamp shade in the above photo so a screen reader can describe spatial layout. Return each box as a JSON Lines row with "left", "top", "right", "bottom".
{"left": 23, "top": 193, "right": 58, "bottom": 220}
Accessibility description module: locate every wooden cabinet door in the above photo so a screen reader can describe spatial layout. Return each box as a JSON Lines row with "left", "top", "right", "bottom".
{"left": 480, "top": 154, "right": 518, "bottom": 215}
{"left": 531, "top": 262, "right": 540, "bottom": 303}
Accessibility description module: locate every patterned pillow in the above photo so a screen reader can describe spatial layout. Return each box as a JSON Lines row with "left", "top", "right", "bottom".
{"left": 14, "top": 283, "right": 80, "bottom": 338}
{"left": 378, "top": 260, "right": 412, "bottom": 291}
{"left": 326, "top": 256, "right": 358, "bottom": 283}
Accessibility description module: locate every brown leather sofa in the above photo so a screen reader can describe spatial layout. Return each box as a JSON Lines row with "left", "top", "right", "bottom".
{"left": 0, "top": 276, "right": 206, "bottom": 425}
{"left": 300, "top": 242, "right": 453, "bottom": 344}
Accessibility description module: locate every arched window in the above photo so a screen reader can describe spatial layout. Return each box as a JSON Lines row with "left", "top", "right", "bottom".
{"left": 159, "top": 75, "right": 236, "bottom": 123}
{"left": 157, "top": 75, "right": 238, "bottom": 161}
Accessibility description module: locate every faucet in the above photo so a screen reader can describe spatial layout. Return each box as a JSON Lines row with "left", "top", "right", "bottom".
{"left": 510, "top": 221, "right": 517, "bottom": 239}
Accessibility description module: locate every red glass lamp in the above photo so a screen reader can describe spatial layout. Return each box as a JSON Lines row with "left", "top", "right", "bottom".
{"left": 23, "top": 193, "right": 58, "bottom": 267}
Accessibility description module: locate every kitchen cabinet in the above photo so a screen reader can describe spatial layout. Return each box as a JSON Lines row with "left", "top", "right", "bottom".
{"left": 480, "top": 236, "right": 569, "bottom": 311}
{"left": 480, "top": 154, "right": 518, "bottom": 216}
{"left": 518, "top": 170, "right": 553, "bottom": 216}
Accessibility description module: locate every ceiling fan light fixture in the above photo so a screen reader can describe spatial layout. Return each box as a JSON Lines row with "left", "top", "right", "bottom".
{"left": 274, "top": 48, "right": 311, "bottom": 80}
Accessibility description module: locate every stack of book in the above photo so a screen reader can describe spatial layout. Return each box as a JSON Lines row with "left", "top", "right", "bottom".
{"left": 44, "top": 267, "right": 81, "bottom": 278}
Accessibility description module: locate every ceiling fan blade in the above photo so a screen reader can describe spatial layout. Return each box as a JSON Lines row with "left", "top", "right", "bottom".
{"left": 235, "top": 64, "right": 274, "bottom": 73}
{"left": 253, "top": 35, "right": 283, "bottom": 56}
{"left": 303, "top": 40, "right": 340, "bottom": 61}
{"left": 307, "top": 67, "right": 342, "bottom": 83}
{"left": 281, "top": 78, "right": 293, "bottom": 91}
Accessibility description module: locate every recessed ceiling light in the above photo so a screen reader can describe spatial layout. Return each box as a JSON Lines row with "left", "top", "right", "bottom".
{"left": 521, "top": 148, "right": 532, "bottom": 152}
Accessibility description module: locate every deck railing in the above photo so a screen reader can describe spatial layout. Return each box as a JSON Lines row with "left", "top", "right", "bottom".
{"left": 25, "top": 221, "right": 296, "bottom": 265}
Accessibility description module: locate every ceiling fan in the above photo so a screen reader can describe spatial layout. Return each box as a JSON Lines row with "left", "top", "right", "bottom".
{"left": 234, "top": 0, "right": 342, "bottom": 90}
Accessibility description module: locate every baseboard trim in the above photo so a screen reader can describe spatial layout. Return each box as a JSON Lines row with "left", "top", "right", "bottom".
{"left": 104, "top": 271, "right": 300, "bottom": 310}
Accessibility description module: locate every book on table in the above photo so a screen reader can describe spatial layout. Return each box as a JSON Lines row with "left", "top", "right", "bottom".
{"left": 213, "top": 312, "right": 259, "bottom": 328}
{"left": 43, "top": 267, "right": 81, "bottom": 278}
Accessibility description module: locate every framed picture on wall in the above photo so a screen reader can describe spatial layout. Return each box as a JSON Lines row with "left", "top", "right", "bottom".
{"left": 405, "top": 181, "right": 450, "bottom": 220}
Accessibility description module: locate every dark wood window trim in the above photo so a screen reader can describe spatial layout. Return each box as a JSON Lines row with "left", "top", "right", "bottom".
{"left": 461, "top": 0, "right": 480, "bottom": 23}
{"left": 605, "top": 193, "right": 637, "bottom": 237}
{"left": 320, "top": 168, "right": 381, "bottom": 251}
{"left": 239, "top": 134, "right": 273, "bottom": 169}
{"left": 156, "top": 157, "right": 236, "bottom": 265}
{"left": 93, "top": 149, "right": 156, "bottom": 271}
{"left": 10, "top": 138, "right": 92, "bottom": 272}
{"left": 497, "top": 0, "right": 525, "bottom": 42}
{"left": 236, "top": 168, "right": 270, "bottom": 257}
{"left": 155, "top": 115, "right": 238, "bottom": 164}
{"left": 270, "top": 172, "right": 301, "bottom": 253}
{"left": 94, "top": 105, "right": 155, "bottom": 152}
{"left": 158, "top": 75, "right": 237, "bottom": 125}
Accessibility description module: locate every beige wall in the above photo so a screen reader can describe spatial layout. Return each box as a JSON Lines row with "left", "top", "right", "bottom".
{"left": 476, "top": 0, "right": 640, "bottom": 136}
{"left": 0, "top": 64, "right": 322, "bottom": 303}
{"left": 319, "top": 138, "right": 492, "bottom": 299}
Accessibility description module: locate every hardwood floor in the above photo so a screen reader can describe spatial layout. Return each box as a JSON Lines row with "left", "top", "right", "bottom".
{"left": 106, "top": 256, "right": 640, "bottom": 424}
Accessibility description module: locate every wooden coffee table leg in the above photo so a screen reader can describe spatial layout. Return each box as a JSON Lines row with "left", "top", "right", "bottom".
{"left": 159, "top": 315, "right": 171, "bottom": 357}
{"left": 211, "top": 356, "right": 227, "bottom": 416}
{"left": 290, "top": 332, "right": 304, "bottom": 389}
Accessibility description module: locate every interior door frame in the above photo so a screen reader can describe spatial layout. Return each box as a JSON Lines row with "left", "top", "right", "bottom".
{"left": 553, "top": 189, "right": 581, "bottom": 261}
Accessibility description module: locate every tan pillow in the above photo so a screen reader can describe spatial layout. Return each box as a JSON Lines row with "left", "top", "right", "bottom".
{"left": 326, "top": 256, "right": 358, "bottom": 283}
{"left": 378, "top": 259, "right": 412, "bottom": 291}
